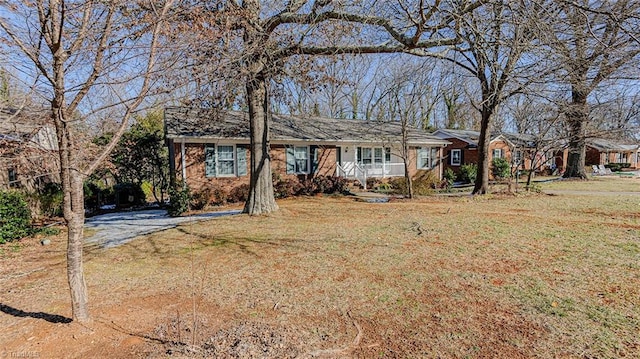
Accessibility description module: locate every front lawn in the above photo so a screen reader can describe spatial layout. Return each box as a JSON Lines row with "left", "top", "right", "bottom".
{"left": 1, "top": 180, "right": 638, "bottom": 358}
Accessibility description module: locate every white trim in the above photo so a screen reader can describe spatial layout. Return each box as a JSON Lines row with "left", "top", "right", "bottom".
{"left": 165, "top": 137, "right": 451, "bottom": 147}
{"left": 450, "top": 149, "right": 462, "bottom": 166}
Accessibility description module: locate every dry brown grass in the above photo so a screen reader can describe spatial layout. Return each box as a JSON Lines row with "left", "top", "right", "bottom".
{"left": 1, "top": 179, "right": 639, "bottom": 358}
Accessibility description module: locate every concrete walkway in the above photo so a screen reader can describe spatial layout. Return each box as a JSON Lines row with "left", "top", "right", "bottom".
{"left": 84, "top": 209, "right": 241, "bottom": 248}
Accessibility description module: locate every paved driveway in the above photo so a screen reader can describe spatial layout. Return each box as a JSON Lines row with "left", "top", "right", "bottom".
{"left": 84, "top": 209, "right": 241, "bottom": 248}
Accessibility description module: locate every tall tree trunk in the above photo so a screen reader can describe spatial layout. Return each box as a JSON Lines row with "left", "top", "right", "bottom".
{"left": 402, "top": 125, "right": 414, "bottom": 199}
{"left": 473, "top": 107, "right": 493, "bottom": 194}
{"left": 54, "top": 104, "right": 90, "bottom": 322}
{"left": 243, "top": 72, "right": 279, "bottom": 215}
{"left": 563, "top": 89, "right": 588, "bottom": 178}
{"left": 67, "top": 174, "right": 88, "bottom": 322}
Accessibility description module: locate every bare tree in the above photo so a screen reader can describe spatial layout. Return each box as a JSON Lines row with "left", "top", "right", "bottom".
{"left": 181, "top": 0, "right": 483, "bottom": 215}
{"left": 0, "top": 0, "right": 174, "bottom": 322}
{"left": 439, "top": 1, "right": 538, "bottom": 194}
{"left": 376, "top": 61, "right": 441, "bottom": 198}
{"left": 540, "top": 0, "right": 640, "bottom": 178}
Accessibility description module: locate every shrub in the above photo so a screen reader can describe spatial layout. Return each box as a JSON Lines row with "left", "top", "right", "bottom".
{"left": 328, "top": 176, "right": 349, "bottom": 194}
{"left": 388, "top": 170, "right": 440, "bottom": 196}
{"left": 491, "top": 158, "right": 511, "bottom": 180}
{"left": 459, "top": 163, "right": 477, "bottom": 183}
{"left": 604, "top": 163, "right": 630, "bottom": 172}
{"left": 191, "top": 184, "right": 228, "bottom": 209}
{"left": 313, "top": 175, "right": 349, "bottom": 194}
{"left": 273, "top": 174, "right": 303, "bottom": 199}
{"left": 413, "top": 170, "right": 442, "bottom": 194}
{"left": 228, "top": 184, "right": 250, "bottom": 203}
{"left": 443, "top": 168, "right": 456, "bottom": 190}
{"left": 39, "top": 182, "right": 63, "bottom": 218}
{"left": 0, "top": 191, "right": 33, "bottom": 244}
{"left": 167, "top": 184, "right": 191, "bottom": 217}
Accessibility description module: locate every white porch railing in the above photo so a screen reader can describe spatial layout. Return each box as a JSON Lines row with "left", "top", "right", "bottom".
{"left": 360, "top": 163, "right": 405, "bottom": 177}
{"left": 336, "top": 162, "right": 407, "bottom": 189}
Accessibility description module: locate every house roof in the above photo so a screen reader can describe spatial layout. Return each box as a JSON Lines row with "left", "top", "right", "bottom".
{"left": 164, "top": 107, "right": 450, "bottom": 146}
{"left": 0, "top": 107, "right": 58, "bottom": 150}
{"left": 0, "top": 107, "right": 50, "bottom": 140}
{"left": 432, "top": 128, "right": 539, "bottom": 148}
{"left": 587, "top": 138, "right": 640, "bottom": 152}
{"left": 432, "top": 129, "right": 482, "bottom": 145}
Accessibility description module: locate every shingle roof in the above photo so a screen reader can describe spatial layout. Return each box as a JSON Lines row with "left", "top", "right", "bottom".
{"left": 164, "top": 107, "right": 450, "bottom": 146}
{"left": 0, "top": 107, "right": 50, "bottom": 141}
{"left": 433, "top": 128, "right": 539, "bottom": 148}
{"left": 588, "top": 138, "right": 639, "bottom": 152}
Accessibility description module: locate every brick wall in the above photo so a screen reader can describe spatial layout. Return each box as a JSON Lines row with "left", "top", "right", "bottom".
{"left": 174, "top": 142, "right": 338, "bottom": 193}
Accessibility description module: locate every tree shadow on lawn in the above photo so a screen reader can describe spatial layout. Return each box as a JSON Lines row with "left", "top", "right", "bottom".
{"left": 0, "top": 303, "right": 72, "bottom": 324}
{"left": 175, "top": 227, "right": 310, "bottom": 258}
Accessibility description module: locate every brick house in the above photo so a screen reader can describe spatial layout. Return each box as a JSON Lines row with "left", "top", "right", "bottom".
{"left": 0, "top": 107, "right": 59, "bottom": 191}
{"left": 432, "top": 129, "right": 547, "bottom": 178}
{"left": 164, "top": 107, "right": 450, "bottom": 192}
{"left": 585, "top": 139, "right": 640, "bottom": 169}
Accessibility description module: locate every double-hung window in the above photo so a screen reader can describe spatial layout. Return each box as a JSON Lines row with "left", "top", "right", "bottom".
{"left": 8, "top": 168, "right": 18, "bottom": 188}
{"left": 492, "top": 148, "right": 503, "bottom": 159}
{"left": 513, "top": 150, "right": 523, "bottom": 165}
{"left": 205, "top": 144, "right": 247, "bottom": 177}
{"left": 217, "top": 146, "right": 235, "bottom": 175}
{"left": 450, "top": 149, "right": 462, "bottom": 166}
{"left": 417, "top": 147, "right": 431, "bottom": 169}
{"left": 357, "top": 147, "right": 390, "bottom": 165}
{"left": 286, "top": 146, "right": 309, "bottom": 174}
{"left": 417, "top": 147, "right": 439, "bottom": 169}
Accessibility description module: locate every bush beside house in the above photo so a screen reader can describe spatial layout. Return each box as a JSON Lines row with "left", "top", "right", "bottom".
{"left": 0, "top": 191, "right": 33, "bottom": 243}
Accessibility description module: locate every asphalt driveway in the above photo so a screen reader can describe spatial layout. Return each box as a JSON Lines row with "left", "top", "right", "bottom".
{"left": 84, "top": 209, "right": 241, "bottom": 248}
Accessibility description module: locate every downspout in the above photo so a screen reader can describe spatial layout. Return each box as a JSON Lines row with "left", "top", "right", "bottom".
{"left": 181, "top": 140, "right": 187, "bottom": 188}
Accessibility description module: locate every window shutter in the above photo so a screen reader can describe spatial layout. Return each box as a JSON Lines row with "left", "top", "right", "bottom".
{"left": 311, "top": 145, "right": 319, "bottom": 173}
{"left": 460, "top": 150, "right": 464, "bottom": 164}
{"left": 236, "top": 146, "right": 247, "bottom": 176}
{"left": 431, "top": 148, "right": 438, "bottom": 168}
{"left": 286, "top": 146, "right": 295, "bottom": 174}
{"left": 447, "top": 150, "right": 452, "bottom": 165}
{"left": 205, "top": 145, "right": 217, "bottom": 177}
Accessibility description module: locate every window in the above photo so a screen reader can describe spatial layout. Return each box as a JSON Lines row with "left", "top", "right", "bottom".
{"left": 205, "top": 144, "right": 246, "bottom": 177}
{"left": 361, "top": 148, "right": 372, "bottom": 164}
{"left": 217, "top": 146, "right": 235, "bottom": 175}
{"left": 492, "top": 148, "right": 503, "bottom": 159}
{"left": 8, "top": 168, "right": 18, "bottom": 188}
{"left": 513, "top": 150, "right": 523, "bottom": 165}
{"left": 357, "top": 147, "right": 390, "bottom": 165}
{"left": 417, "top": 147, "right": 431, "bottom": 169}
{"left": 450, "top": 149, "right": 462, "bottom": 166}
{"left": 286, "top": 146, "right": 309, "bottom": 174}
{"left": 374, "top": 148, "right": 383, "bottom": 164}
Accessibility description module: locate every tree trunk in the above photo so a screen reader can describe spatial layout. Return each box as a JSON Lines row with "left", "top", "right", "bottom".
{"left": 563, "top": 90, "right": 588, "bottom": 179}
{"left": 67, "top": 175, "right": 88, "bottom": 322}
{"left": 404, "top": 161, "right": 414, "bottom": 199}
{"left": 55, "top": 106, "right": 90, "bottom": 322}
{"left": 473, "top": 108, "right": 492, "bottom": 194}
{"left": 243, "top": 72, "right": 279, "bottom": 215}
{"left": 402, "top": 125, "right": 414, "bottom": 199}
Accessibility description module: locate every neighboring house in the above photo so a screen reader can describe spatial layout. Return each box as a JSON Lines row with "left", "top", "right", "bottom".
{"left": 164, "top": 107, "right": 450, "bottom": 192}
{"left": 432, "top": 129, "right": 547, "bottom": 177}
{"left": 585, "top": 138, "right": 640, "bottom": 169}
{"left": 0, "top": 107, "right": 59, "bottom": 191}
